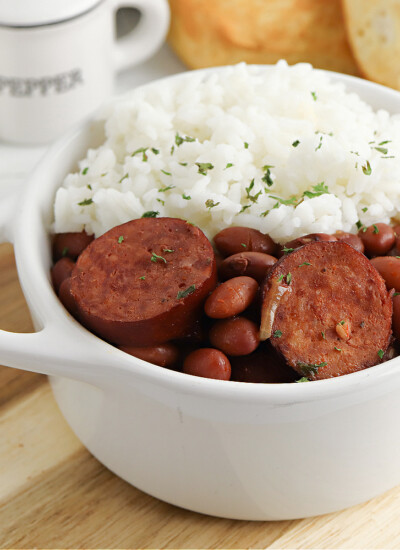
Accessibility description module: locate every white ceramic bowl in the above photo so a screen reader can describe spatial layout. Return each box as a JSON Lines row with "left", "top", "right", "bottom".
{"left": 2, "top": 67, "right": 400, "bottom": 521}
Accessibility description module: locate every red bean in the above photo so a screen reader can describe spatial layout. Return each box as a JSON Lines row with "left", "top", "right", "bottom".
{"left": 370, "top": 256, "right": 400, "bottom": 291}
{"left": 393, "top": 295, "right": 400, "bottom": 341}
{"left": 219, "top": 252, "right": 277, "bottom": 282}
{"left": 51, "top": 257, "right": 75, "bottom": 294}
{"left": 281, "top": 233, "right": 336, "bottom": 256}
{"left": 209, "top": 317, "right": 259, "bottom": 356}
{"left": 334, "top": 231, "right": 365, "bottom": 254}
{"left": 183, "top": 348, "right": 231, "bottom": 380}
{"left": 359, "top": 223, "right": 395, "bottom": 257}
{"left": 214, "top": 227, "right": 276, "bottom": 257}
{"left": 204, "top": 276, "right": 259, "bottom": 318}
{"left": 53, "top": 231, "right": 94, "bottom": 262}
{"left": 119, "top": 343, "right": 179, "bottom": 368}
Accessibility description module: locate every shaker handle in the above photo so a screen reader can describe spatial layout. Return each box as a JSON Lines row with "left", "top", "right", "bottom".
{"left": 111, "top": 0, "right": 170, "bottom": 72}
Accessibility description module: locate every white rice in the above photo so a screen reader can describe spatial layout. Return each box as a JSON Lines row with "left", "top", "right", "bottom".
{"left": 54, "top": 61, "right": 400, "bottom": 242}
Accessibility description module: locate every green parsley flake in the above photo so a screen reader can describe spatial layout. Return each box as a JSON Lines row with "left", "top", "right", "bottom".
{"left": 296, "top": 377, "right": 310, "bottom": 383}
{"left": 177, "top": 285, "right": 196, "bottom": 300}
{"left": 244, "top": 142, "right": 249, "bottom": 149}
{"left": 179, "top": 162, "right": 188, "bottom": 166}
{"left": 161, "top": 169, "right": 172, "bottom": 176}
{"left": 151, "top": 252, "right": 167, "bottom": 264}
{"left": 139, "top": 276, "right": 146, "bottom": 280}
{"left": 87, "top": 184, "right": 92, "bottom": 190}
{"left": 298, "top": 361, "right": 327, "bottom": 375}
{"left": 118, "top": 236, "right": 124, "bottom": 244}
{"left": 82, "top": 167, "right": 89, "bottom": 175}
{"left": 78, "top": 198, "right": 93, "bottom": 206}
{"left": 151, "top": 148, "right": 160, "bottom": 155}
{"left": 394, "top": 292, "right": 400, "bottom": 297}
{"left": 119, "top": 173, "right": 128, "bottom": 183}
{"left": 282, "top": 247, "right": 294, "bottom": 254}
{"left": 273, "top": 330, "right": 282, "bottom": 338}
{"left": 374, "top": 146, "right": 388, "bottom": 155}
{"left": 269, "top": 195, "right": 298, "bottom": 206}
{"left": 362, "top": 207, "right": 368, "bottom": 213}
{"left": 379, "top": 140, "right": 391, "bottom": 145}
{"left": 156, "top": 198, "right": 165, "bottom": 206}
{"left": 299, "top": 262, "right": 311, "bottom": 267}
{"left": 315, "top": 135, "right": 323, "bottom": 152}
{"left": 163, "top": 248, "right": 174, "bottom": 253}
{"left": 378, "top": 349, "right": 384, "bottom": 359}
{"left": 158, "top": 185, "right": 175, "bottom": 192}
{"left": 182, "top": 193, "right": 191, "bottom": 200}
{"left": 61, "top": 247, "right": 69, "bottom": 257}
{"left": 241, "top": 243, "right": 247, "bottom": 248}
{"left": 362, "top": 160, "right": 372, "bottom": 175}
{"left": 373, "top": 224, "right": 379, "bottom": 234}
{"left": 196, "top": 162, "right": 214, "bottom": 175}
{"left": 225, "top": 163, "right": 234, "bottom": 169}
{"left": 262, "top": 166, "right": 274, "bottom": 187}
{"left": 175, "top": 133, "right": 196, "bottom": 146}
{"left": 142, "top": 211, "right": 159, "bottom": 218}
{"left": 245, "top": 179, "right": 262, "bottom": 203}
{"left": 131, "top": 147, "right": 148, "bottom": 161}
{"left": 277, "top": 274, "right": 284, "bottom": 282}
{"left": 205, "top": 199, "right": 220, "bottom": 210}
{"left": 286, "top": 272, "right": 292, "bottom": 284}
{"left": 239, "top": 204, "right": 251, "bottom": 213}
{"left": 321, "top": 331, "right": 326, "bottom": 340}
{"left": 334, "top": 346, "right": 342, "bottom": 352}
{"left": 292, "top": 140, "right": 300, "bottom": 147}
{"left": 303, "top": 182, "right": 329, "bottom": 199}
{"left": 311, "top": 91, "right": 317, "bottom": 101}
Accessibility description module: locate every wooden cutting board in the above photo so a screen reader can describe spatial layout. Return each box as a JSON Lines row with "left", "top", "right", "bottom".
{"left": 1, "top": 241, "right": 400, "bottom": 549}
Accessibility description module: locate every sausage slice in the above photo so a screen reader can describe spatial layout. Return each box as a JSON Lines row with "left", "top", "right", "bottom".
{"left": 260, "top": 241, "right": 392, "bottom": 379}
{"left": 69, "top": 217, "right": 217, "bottom": 346}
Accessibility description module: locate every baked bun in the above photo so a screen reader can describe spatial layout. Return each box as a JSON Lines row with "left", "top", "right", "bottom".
{"left": 168, "top": 0, "right": 358, "bottom": 74}
{"left": 342, "top": 0, "right": 400, "bottom": 89}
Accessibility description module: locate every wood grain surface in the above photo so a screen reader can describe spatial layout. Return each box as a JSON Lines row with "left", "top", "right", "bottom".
{"left": 1, "top": 241, "right": 400, "bottom": 549}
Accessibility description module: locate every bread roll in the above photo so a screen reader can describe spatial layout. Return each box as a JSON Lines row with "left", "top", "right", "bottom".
{"left": 342, "top": 0, "right": 400, "bottom": 89}
{"left": 168, "top": 0, "right": 358, "bottom": 74}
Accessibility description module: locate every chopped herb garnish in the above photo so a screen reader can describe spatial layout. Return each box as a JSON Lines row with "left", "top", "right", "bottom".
{"left": 379, "top": 140, "right": 391, "bottom": 145}
{"left": 118, "top": 235, "right": 124, "bottom": 244}
{"left": 373, "top": 224, "right": 379, "bottom": 234}
{"left": 182, "top": 193, "right": 191, "bottom": 200}
{"left": 161, "top": 169, "right": 172, "bottom": 176}
{"left": 205, "top": 199, "right": 220, "bottom": 210}
{"left": 239, "top": 204, "right": 252, "bottom": 213}
{"left": 170, "top": 145, "right": 175, "bottom": 155}
{"left": 296, "top": 377, "right": 310, "bottom": 383}
{"left": 277, "top": 274, "right": 284, "bottom": 282}
{"left": 394, "top": 292, "right": 400, "bottom": 297}
{"left": 362, "top": 160, "right": 372, "bottom": 175}
{"left": 298, "top": 361, "right": 327, "bottom": 375}
{"left": 177, "top": 284, "right": 196, "bottom": 300}
{"left": 286, "top": 272, "right": 292, "bottom": 285}
{"left": 273, "top": 330, "right": 282, "bottom": 338}
{"left": 315, "top": 135, "right": 323, "bottom": 152}
{"left": 179, "top": 162, "right": 188, "bottom": 166}
{"left": 360, "top": 321, "right": 365, "bottom": 328}
{"left": 339, "top": 320, "right": 345, "bottom": 325}
{"left": 374, "top": 146, "right": 388, "bottom": 155}
{"left": 311, "top": 91, "right": 317, "bottom": 101}
{"left": 175, "top": 133, "right": 196, "bottom": 146}
{"left": 356, "top": 220, "right": 365, "bottom": 231}
{"left": 151, "top": 148, "right": 160, "bottom": 155}
{"left": 119, "top": 173, "right": 128, "bottom": 183}
{"left": 101, "top": 172, "right": 107, "bottom": 177}
{"left": 245, "top": 179, "right": 262, "bottom": 203}
{"left": 260, "top": 210, "right": 270, "bottom": 218}
{"left": 362, "top": 207, "right": 368, "bottom": 213}
{"left": 87, "top": 184, "right": 92, "bottom": 190}
{"left": 378, "top": 349, "right": 384, "bottom": 359}
{"left": 321, "top": 331, "right": 326, "bottom": 339}
{"left": 292, "top": 140, "right": 300, "bottom": 147}
{"left": 299, "top": 262, "right": 311, "bottom": 267}
{"left": 62, "top": 246, "right": 69, "bottom": 257}
{"left": 139, "top": 276, "right": 146, "bottom": 280}
{"left": 244, "top": 142, "right": 249, "bottom": 149}
{"left": 262, "top": 166, "right": 274, "bottom": 187}
{"left": 142, "top": 211, "right": 159, "bottom": 218}
{"left": 131, "top": 147, "right": 148, "bottom": 161}
{"left": 82, "top": 167, "right": 89, "bottom": 175}
{"left": 78, "top": 198, "right": 93, "bottom": 206}
{"left": 151, "top": 252, "right": 167, "bottom": 264}
{"left": 158, "top": 185, "right": 175, "bottom": 192}
{"left": 156, "top": 198, "right": 165, "bottom": 206}
{"left": 225, "top": 163, "right": 234, "bottom": 169}
{"left": 303, "top": 182, "right": 329, "bottom": 199}
{"left": 334, "top": 346, "right": 342, "bottom": 352}
{"left": 241, "top": 243, "right": 247, "bottom": 248}
{"left": 282, "top": 247, "right": 294, "bottom": 254}
{"left": 163, "top": 248, "right": 174, "bottom": 253}
{"left": 196, "top": 162, "right": 214, "bottom": 175}
{"left": 269, "top": 195, "right": 298, "bottom": 206}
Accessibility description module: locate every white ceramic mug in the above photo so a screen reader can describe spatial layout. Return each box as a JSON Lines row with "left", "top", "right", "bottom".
{"left": 0, "top": 0, "right": 170, "bottom": 144}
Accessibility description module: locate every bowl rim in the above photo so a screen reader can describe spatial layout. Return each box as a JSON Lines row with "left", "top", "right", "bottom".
{"left": 13, "top": 63, "right": 400, "bottom": 404}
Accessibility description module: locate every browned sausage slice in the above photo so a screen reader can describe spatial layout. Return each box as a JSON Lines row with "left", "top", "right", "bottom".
{"left": 260, "top": 241, "right": 392, "bottom": 380}
{"left": 69, "top": 217, "right": 217, "bottom": 346}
